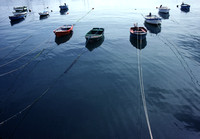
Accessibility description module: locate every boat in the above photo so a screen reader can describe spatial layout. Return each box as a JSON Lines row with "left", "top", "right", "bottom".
{"left": 12, "top": 11, "right": 27, "bottom": 16}
{"left": 85, "top": 28, "right": 104, "bottom": 41}
{"left": 59, "top": 3, "right": 68, "bottom": 10}
{"left": 130, "top": 36, "right": 147, "bottom": 50}
{"left": 145, "top": 13, "right": 162, "bottom": 25}
{"left": 13, "top": 6, "right": 27, "bottom": 12}
{"left": 130, "top": 24, "right": 147, "bottom": 40}
{"left": 53, "top": 24, "right": 73, "bottom": 37}
{"left": 10, "top": 18, "right": 25, "bottom": 26}
{"left": 85, "top": 36, "right": 104, "bottom": 51}
{"left": 9, "top": 14, "right": 26, "bottom": 21}
{"left": 39, "top": 11, "right": 49, "bottom": 16}
{"left": 144, "top": 22, "right": 161, "bottom": 34}
{"left": 158, "top": 5, "right": 170, "bottom": 13}
{"left": 158, "top": 12, "right": 170, "bottom": 19}
{"left": 181, "top": 3, "right": 190, "bottom": 12}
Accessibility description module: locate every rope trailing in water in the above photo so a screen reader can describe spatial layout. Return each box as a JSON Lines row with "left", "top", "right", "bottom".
{"left": 0, "top": 16, "right": 7, "bottom": 23}
{"left": 73, "top": 8, "right": 94, "bottom": 26}
{"left": 0, "top": 48, "right": 87, "bottom": 126}
{"left": 0, "top": 49, "right": 45, "bottom": 77}
{"left": 136, "top": 33, "right": 153, "bottom": 139}
{"left": 0, "top": 35, "right": 52, "bottom": 68}
{"left": 158, "top": 35, "right": 200, "bottom": 87}
{"left": 0, "top": 35, "right": 32, "bottom": 62}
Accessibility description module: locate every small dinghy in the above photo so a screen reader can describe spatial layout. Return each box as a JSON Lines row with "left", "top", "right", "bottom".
{"left": 9, "top": 14, "right": 26, "bottom": 21}
{"left": 53, "top": 24, "right": 73, "bottom": 37}
{"left": 158, "top": 5, "right": 170, "bottom": 13}
{"left": 59, "top": 3, "right": 68, "bottom": 10}
{"left": 13, "top": 6, "right": 27, "bottom": 12}
{"left": 181, "top": 3, "right": 190, "bottom": 11}
{"left": 130, "top": 24, "right": 147, "bottom": 40}
{"left": 85, "top": 28, "right": 104, "bottom": 41}
{"left": 145, "top": 13, "right": 162, "bottom": 25}
{"left": 39, "top": 11, "right": 49, "bottom": 16}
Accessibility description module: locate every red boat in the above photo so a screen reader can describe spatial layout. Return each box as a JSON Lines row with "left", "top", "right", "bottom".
{"left": 53, "top": 24, "right": 73, "bottom": 37}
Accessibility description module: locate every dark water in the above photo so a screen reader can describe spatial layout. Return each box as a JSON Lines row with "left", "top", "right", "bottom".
{"left": 0, "top": 0, "right": 200, "bottom": 138}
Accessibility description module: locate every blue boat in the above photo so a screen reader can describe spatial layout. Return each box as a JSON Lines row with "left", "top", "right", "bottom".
{"left": 59, "top": 3, "right": 68, "bottom": 10}
{"left": 181, "top": 3, "right": 190, "bottom": 11}
{"left": 9, "top": 14, "right": 26, "bottom": 21}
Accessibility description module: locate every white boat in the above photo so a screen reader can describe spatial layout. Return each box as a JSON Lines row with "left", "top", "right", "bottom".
{"left": 158, "top": 5, "right": 170, "bottom": 13}
{"left": 38, "top": 11, "right": 49, "bottom": 16}
{"left": 13, "top": 6, "right": 27, "bottom": 12}
{"left": 12, "top": 11, "right": 27, "bottom": 16}
{"left": 145, "top": 13, "right": 162, "bottom": 25}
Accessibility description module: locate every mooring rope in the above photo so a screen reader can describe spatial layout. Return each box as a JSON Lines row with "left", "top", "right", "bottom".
{"left": 135, "top": 32, "right": 153, "bottom": 139}
{"left": 0, "top": 48, "right": 87, "bottom": 126}
{"left": 0, "top": 49, "right": 45, "bottom": 77}
{"left": 73, "top": 8, "right": 94, "bottom": 26}
{"left": 0, "top": 35, "right": 32, "bottom": 62}
{"left": 0, "top": 35, "right": 52, "bottom": 68}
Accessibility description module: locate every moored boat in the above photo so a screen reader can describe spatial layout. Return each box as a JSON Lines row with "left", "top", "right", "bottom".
{"left": 59, "top": 3, "right": 68, "bottom": 10}
{"left": 158, "top": 5, "right": 170, "bottom": 13}
{"left": 53, "top": 24, "right": 73, "bottom": 37}
{"left": 181, "top": 3, "right": 190, "bottom": 11}
{"left": 13, "top": 6, "right": 27, "bottom": 12}
{"left": 85, "top": 28, "right": 104, "bottom": 41}
{"left": 39, "top": 11, "right": 49, "bottom": 16}
{"left": 130, "top": 25, "right": 147, "bottom": 40}
{"left": 145, "top": 13, "right": 162, "bottom": 25}
{"left": 9, "top": 14, "right": 26, "bottom": 21}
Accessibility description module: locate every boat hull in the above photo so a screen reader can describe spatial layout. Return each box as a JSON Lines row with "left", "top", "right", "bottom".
{"left": 145, "top": 19, "right": 161, "bottom": 25}
{"left": 181, "top": 4, "right": 190, "bottom": 12}
{"left": 85, "top": 28, "right": 104, "bottom": 42}
{"left": 13, "top": 11, "right": 27, "bottom": 16}
{"left": 159, "top": 8, "right": 170, "bottom": 13}
{"left": 9, "top": 15, "right": 25, "bottom": 21}
{"left": 54, "top": 25, "right": 73, "bottom": 37}
{"left": 130, "top": 27, "right": 147, "bottom": 40}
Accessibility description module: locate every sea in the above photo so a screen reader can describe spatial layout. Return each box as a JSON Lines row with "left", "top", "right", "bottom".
{"left": 0, "top": 0, "right": 200, "bottom": 138}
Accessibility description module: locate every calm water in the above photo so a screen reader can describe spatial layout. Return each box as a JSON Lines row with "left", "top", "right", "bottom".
{"left": 0, "top": 0, "right": 200, "bottom": 138}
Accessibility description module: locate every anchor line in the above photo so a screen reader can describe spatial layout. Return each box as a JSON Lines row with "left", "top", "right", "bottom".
{"left": 0, "top": 47, "right": 87, "bottom": 126}
{"left": 0, "top": 35, "right": 53, "bottom": 68}
{"left": 136, "top": 31, "right": 153, "bottom": 139}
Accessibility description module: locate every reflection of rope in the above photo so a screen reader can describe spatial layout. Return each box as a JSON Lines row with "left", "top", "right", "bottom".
{"left": 158, "top": 35, "right": 200, "bottom": 87}
{"left": 136, "top": 32, "right": 153, "bottom": 139}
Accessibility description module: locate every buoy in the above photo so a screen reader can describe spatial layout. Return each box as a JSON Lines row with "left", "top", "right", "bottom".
{"left": 51, "top": 10, "right": 53, "bottom": 12}
{"left": 29, "top": 9, "right": 31, "bottom": 12}
{"left": 177, "top": 5, "right": 179, "bottom": 8}
{"left": 92, "top": 8, "right": 94, "bottom": 10}
{"left": 67, "top": 12, "right": 69, "bottom": 14}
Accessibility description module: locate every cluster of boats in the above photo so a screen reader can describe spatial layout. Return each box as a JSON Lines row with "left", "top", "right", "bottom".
{"left": 9, "top": 6, "right": 27, "bottom": 21}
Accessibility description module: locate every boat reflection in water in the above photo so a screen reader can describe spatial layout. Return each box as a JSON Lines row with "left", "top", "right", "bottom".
{"left": 55, "top": 31, "right": 73, "bottom": 45}
{"left": 10, "top": 18, "right": 25, "bottom": 26}
{"left": 85, "top": 36, "right": 104, "bottom": 51}
{"left": 144, "top": 22, "right": 161, "bottom": 34}
{"left": 39, "top": 15, "right": 49, "bottom": 20}
{"left": 60, "top": 9, "right": 68, "bottom": 15}
{"left": 158, "top": 12, "right": 170, "bottom": 19}
{"left": 130, "top": 36, "right": 147, "bottom": 50}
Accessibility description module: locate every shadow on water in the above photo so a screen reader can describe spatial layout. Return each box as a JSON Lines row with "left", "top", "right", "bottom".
{"left": 85, "top": 36, "right": 104, "bottom": 51}
{"left": 39, "top": 15, "right": 50, "bottom": 20}
{"left": 129, "top": 36, "right": 147, "bottom": 50}
{"left": 158, "top": 12, "right": 170, "bottom": 19}
{"left": 10, "top": 19, "right": 25, "bottom": 26}
{"left": 55, "top": 31, "right": 73, "bottom": 45}
{"left": 144, "top": 22, "right": 161, "bottom": 35}
{"left": 60, "top": 9, "right": 69, "bottom": 15}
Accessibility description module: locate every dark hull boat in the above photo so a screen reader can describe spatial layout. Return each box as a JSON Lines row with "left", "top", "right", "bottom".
{"left": 130, "top": 26, "right": 147, "bottom": 40}
{"left": 53, "top": 24, "right": 73, "bottom": 37}
{"left": 181, "top": 3, "right": 190, "bottom": 12}
{"left": 85, "top": 28, "right": 104, "bottom": 41}
{"left": 9, "top": 14, "right": 26, "bottom": 21}
{"left": 59, "top": 3, "right": 68, "bottom": 10}
{"left": 144, "top": 22, "right": 161, "bottom": 34}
